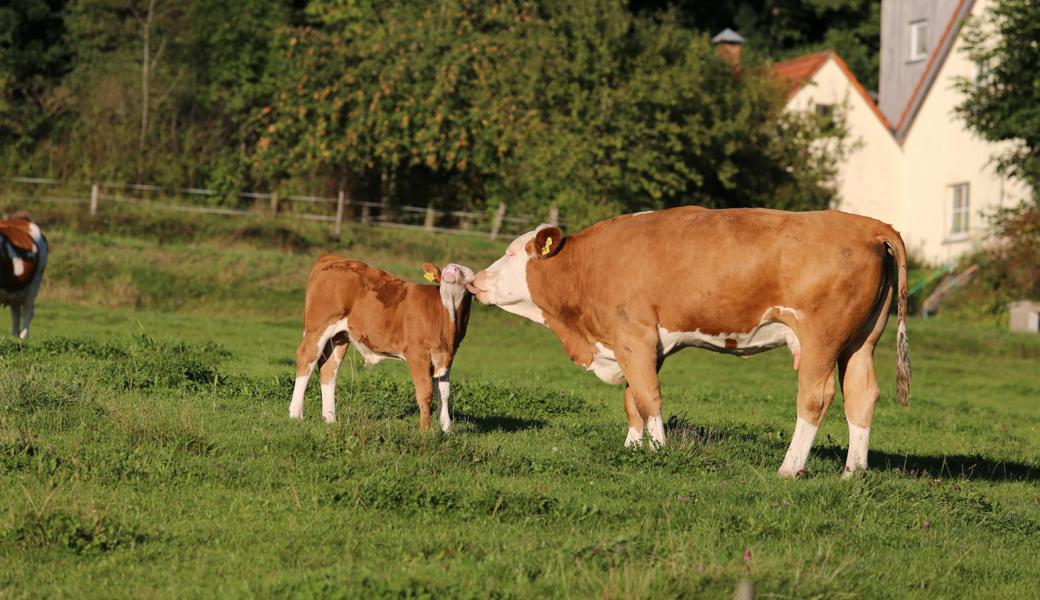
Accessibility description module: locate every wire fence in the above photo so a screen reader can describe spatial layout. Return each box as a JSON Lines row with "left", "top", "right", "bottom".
{"left": 1, "top": 177, "right": 561, "bottom": 239}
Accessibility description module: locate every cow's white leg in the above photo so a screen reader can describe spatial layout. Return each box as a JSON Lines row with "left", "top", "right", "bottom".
{"left": 623, "top": 387, "right": 645, "bottom": 447}
{"left": 646, "top": 415, "right": 666, "bottom": 449}
{"left": 779, "top": 359, "right": 837, "bottom": 477}
{"left": 616, "top": 344, "right": 664, "bottom": 449}
{"left": 778, "top": 416, "right": 819, "bottom": 477}
{"left": 839, "top": 346, "right": 881, "bottom": 478}
{"left": 845, "top": 420, "right": 871, "bottom": 476}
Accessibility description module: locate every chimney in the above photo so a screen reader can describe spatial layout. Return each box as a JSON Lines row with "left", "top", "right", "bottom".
{"left": 711, "top": 28, "right": 745, "bottom": 74}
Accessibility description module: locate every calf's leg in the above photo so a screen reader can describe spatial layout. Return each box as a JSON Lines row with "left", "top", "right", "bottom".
{"left": 319, "top": 335, "right": 349, "bottom": 423}
{"left": 432, "top": 365, "right": 452, "bottom": 433}
{"left": 406, "top": 355, "right": 434, "bottom": 432}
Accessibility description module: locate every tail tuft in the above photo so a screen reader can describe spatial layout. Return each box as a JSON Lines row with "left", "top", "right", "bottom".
{"left": 897, "top": 320, "right": 911, "bottom": 407}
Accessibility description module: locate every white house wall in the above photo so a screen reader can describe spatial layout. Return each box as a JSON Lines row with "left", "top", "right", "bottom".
{"left": 898, "top": 0, "right": 1031, "bottom": 264}
{"left": 786, "top": 59, "right": 903, "bottom": 232}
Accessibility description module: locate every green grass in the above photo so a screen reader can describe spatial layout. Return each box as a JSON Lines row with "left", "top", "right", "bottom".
{"left": 1, "top": 207, "right": 1039, "bottom": 598}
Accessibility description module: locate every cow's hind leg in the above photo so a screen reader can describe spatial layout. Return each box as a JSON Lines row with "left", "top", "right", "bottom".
{"left": 406, "top": 354, "right": 434, "bottom": 432}
{"left": 838, "top": 346, "right": 880, "bottom": 477}
{"left": 319, "top": 333, "right": 349, "bottom": 423}
{"left": 778, "top": 348, "right": 838, "bottom": 478}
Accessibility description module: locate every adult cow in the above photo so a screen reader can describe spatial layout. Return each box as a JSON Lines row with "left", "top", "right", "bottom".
{"left": 0, "top": 212, "right": 48, "bottom": 342}
{"left": 468, "top": 206, "right": 910, "bottom": 477}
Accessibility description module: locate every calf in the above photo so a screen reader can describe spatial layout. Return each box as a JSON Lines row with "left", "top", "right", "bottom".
{"left": 0, "top": 212, "right": 48, "bottom": 341}
{"left": 469, "top": 207, "right": 910, "bottom": 477}
{"left": 289, "top": 256, "right": 475, "bottom": 432}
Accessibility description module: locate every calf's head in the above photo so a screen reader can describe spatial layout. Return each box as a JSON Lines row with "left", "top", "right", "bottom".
{"left": 468, "top": 225, "right": 562, "bottom": 324}
{"left": 423, "top": 262, "right": 475, "bottom": 323}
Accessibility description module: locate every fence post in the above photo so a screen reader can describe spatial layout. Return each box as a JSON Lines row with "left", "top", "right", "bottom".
{"left": 424, "top": 202, "right": 436, "bottom": 232}
{"left": 548, "top": 205, "right": 559, "bottom": 227}
{"left": 490, "top": 203, "right": 507, "bottom": 239}
{"left": 335, "top": 190, "right": 346, "bottom": 237}
{"left": 270, "top": 191, "right": 279, "bottom": 215}
{"left": 90, "top": 183, "right": 99, "bottom": 216}
{"left": 361, "top": 204, "right": 371, "bottom": 225}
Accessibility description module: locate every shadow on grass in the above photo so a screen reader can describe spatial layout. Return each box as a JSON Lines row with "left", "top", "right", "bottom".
{"left": 456, "top": 413, "right": 547, "bottom": 433}
{"left": 814, "top": 444, "right": 1040, "bottom": 482}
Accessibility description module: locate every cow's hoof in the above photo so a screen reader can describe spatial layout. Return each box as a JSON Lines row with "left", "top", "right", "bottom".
{"left": 777, "top": 468, "right": 807, "bottom": 479}
{"left": 289, "top": 412, "right": 304, "bottom": 420}
{"left": 841, "top": 465, "right": 867, "bottom": 480}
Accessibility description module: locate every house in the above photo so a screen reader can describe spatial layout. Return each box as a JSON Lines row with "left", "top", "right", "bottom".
{"left": 765, "top": 0, "right": 1032, "bottom": 265}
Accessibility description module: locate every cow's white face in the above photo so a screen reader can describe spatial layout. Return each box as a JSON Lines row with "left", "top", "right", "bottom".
{"left": 469, "top": 225, "right": 552, "bottom": 325}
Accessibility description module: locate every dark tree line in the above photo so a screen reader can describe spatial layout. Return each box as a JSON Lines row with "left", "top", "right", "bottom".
{"left": 1, "top": 0, "right": 877, "bottom": 225}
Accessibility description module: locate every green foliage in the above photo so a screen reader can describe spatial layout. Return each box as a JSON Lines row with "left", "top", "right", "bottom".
{"left": 260, "top": 0, "right": 841, "bottom": 224}
{"left": 2, "top": 1, "right": 850, "bottom": 224}
{"left": 939, "top": 203, "right": 1040, "bottom": 323}
{"left": 956, "top": 0, "right": 1040, "bottom": 193}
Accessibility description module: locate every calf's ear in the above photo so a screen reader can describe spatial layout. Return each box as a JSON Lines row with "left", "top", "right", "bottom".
{"left": 422, "top": 262, "right": 441, "bottom": 284}
{"left": 531, "top": 226, "right": 563, "bottom": 258}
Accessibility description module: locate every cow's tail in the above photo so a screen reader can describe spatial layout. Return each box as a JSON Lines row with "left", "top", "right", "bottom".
{"left": 880, "top": 231, "right": 911, "bottom": 407}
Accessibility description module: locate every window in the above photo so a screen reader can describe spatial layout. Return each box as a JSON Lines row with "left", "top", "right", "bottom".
{"left": 971, "top": 60, "right": 990, "bottom": 87}
{"left": 909, "top": 20, "right": 928, "bottom": 62}
{"left": 950, "top": 183, "right": 970, "bottom": 238}
{"left": 814, "top": 103, "right": 837, "bottom": 135}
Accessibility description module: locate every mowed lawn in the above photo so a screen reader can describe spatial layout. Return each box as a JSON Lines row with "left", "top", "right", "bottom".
{"left": 1, "top": 212, "right": 1039, "bottom": 598}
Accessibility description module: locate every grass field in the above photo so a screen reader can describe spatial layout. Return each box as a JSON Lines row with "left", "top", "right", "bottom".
{"left": 1, "top": 208, "right": 1039, "bottom": 598}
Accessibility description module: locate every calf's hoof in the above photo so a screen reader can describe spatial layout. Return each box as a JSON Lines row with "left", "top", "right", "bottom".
{"left": 841, "top": 465, "right": 867, "bottom": 480}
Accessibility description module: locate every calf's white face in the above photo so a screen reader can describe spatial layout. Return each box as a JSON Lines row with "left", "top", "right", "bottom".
{"left": 469, "top": 226, "right": 548, "bottom": 325}
{"left": 439, "top": 263, "right": 475, "bottom": 314}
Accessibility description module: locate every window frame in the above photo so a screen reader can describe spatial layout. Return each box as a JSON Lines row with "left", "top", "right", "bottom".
{"left": 909, "top": 20, "right": 929, "bottom": 62}
{"left": 948, "top": 182, "right": 971, "bottom": 241}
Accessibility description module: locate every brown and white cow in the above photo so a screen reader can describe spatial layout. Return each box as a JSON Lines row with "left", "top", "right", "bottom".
{"left": 289, "top": 256, "right": 475, "bottom": 432}
{"left": 1, "top": 212, "right": 48, "bottom": 342}
{"left": 469, "top": 206, "right": 911, "bottom": 477}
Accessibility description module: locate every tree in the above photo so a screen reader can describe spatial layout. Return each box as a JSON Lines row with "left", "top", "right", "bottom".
{"left": 257, "top": 0, "right": 842, "bottom": 225}
{"left": 955, "top": 0, "right": 1040, "bottom": 195}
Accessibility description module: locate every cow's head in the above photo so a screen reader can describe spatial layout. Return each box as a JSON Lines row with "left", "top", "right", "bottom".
{"left": 423, "top": 262, "right": 475, "bottom": 323}
{"left": 468, "top": 225, "right": 562, "bottom": 324}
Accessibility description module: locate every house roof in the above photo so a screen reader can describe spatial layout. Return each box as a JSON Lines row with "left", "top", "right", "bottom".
{"left": 892, "top": 0, "right": 976, "bottom": 141}
{"left": 711, "top": 28, "right": 745, "bottom": 44}
{"left": 772, "top": 50, "right": 893, "bottom": 131}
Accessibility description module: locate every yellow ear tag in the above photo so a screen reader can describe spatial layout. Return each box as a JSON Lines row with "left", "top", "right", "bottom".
{"left": 424, "top": 271, "right": 436, "bottom": 283}
{"left": 541, "top": 237, "right": 553, "bottom": 256}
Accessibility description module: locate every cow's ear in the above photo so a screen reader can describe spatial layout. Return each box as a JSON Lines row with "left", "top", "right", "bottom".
{"left": 532, "top": 226, "right": 563, "bottom": 259}
{"left": 422, "top": 262, "right": 441, "bottom": 284}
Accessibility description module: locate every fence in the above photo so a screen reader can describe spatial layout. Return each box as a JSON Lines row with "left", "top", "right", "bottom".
{"left": 2, "top": 177, "right": 561, "bottom": 239}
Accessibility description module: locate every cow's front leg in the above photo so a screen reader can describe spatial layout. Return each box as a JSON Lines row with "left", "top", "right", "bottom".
{"left": 615, "top": 334, "right": 666, "bottom": 449}
{"left": 432, "top": 365, "right": 452, "bottom": 433}
{"left": 623, "top": 386, "right": 645, "bottom": 447}
{"left": 406, "top": 354, "right": 434, "bottom": 432}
